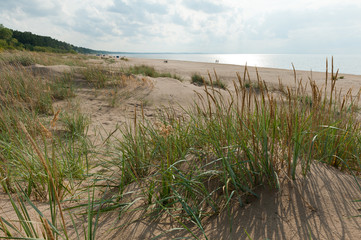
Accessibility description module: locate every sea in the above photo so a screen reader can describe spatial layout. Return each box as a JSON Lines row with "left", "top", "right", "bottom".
{"left": 110, "top": 53, "right": 361, "bottom": 75}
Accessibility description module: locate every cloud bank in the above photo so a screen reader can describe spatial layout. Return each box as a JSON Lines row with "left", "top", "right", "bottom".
{"left": 0, "top": 0, "right": 360, "bottom": 53}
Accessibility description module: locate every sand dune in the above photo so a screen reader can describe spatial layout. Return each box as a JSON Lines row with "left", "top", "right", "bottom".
{"left": 1, "top": 56, "right": 361, "bottom": 239}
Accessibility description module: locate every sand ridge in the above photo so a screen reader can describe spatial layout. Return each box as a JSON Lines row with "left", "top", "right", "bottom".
{"left": 1, "top": 57, "right": 361, "bottom": 239}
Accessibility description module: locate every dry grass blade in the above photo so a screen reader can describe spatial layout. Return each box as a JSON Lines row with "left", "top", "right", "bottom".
{"left": 41, "top": 216, "right": 55, "bottom": 240}
{"left": 38, "top": 121, "right": 52, "bottom": 138}
{"left": 50, "top": 109, "right": 61, "bottom": 128}
{"left": 18, "top": 121, "right": 68, "bottom": 239}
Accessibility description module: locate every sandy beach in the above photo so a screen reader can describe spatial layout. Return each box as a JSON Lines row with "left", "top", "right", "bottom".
{"left": 1, "top": 55, "right": 361, "bottom": 239}
{"left": 125, "top": 57, "right": 361, "bottom": 95}
{"left": 78, "top": 57, "right": 361, "bottom": 139}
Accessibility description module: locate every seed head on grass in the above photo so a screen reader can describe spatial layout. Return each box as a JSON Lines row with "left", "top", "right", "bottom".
{"left": 50, "top": 109, "right": 61, "bottom": 128}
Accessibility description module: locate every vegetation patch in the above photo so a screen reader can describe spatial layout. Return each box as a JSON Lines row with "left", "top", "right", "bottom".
{"left": 112, "top": 64, "right": 361, "bottom": 238}
{"left": 191, "top": 72, "right": 226, "bottom": 89}
{"left": 127, "top": 64, "right": 182, "bottom": 80}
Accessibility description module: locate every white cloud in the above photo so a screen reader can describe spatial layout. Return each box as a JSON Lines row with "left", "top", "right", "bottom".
{"left": 0, "top": 0, "right": 360, "bottom": 53}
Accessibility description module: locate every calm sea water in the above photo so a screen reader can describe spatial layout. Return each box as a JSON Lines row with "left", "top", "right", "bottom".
{"left": 111, "top": 53, "right": 361, "bottom": 75}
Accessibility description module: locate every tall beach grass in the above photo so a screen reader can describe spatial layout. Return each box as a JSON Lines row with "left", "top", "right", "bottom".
{"left": 1, "top": 51, "right": 361, "bottom": 239}
{"left": 111, "top": 61, "right": 361, "bottom": 237}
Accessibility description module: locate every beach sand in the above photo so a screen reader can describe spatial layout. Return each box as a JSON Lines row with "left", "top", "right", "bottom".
{"left": 125, "top": 57, "right": 361, "bottom": 96}
{"left": 1, "top": 57, "right": 361, "bottom": 239}
{"left": 80, "top": 57, "right": 361, "bottom": 141}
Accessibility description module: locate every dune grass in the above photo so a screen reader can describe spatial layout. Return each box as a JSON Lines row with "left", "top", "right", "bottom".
{"left": 81, "top": 66, "right": 134, "bottom": 89}
{"left": 0, "top": 54, "right": 92, "bottom": 196}
{"left": 0, "top": 63, "right": 54, "bottom": 115}
{"left": 191, "top": 71, "right": 226, "bottom": 89}
{"left": 112, "top": 62, "right": 361, "bottom": 237}
{"left": 1, "top": 51, "right": 361, "bottom": 239}
{"left": 0, "top": 50, "right": 89, "bottom": 66}
{"left": 81, "top": 63, "right": 181, "bottom": 90}
{"left": 0, "top": 51, "right": 97, "bottom": 239}
{"left": 127, "top": 64, "right": 182, "bottom": 81}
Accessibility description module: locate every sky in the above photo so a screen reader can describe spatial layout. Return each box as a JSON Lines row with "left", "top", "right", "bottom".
{"left": 1, "top": 0, "right": 361, "bottom": 54}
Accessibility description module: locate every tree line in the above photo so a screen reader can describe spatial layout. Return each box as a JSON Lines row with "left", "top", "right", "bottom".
{"left": 0, "top": 24, "right": 99, "bottom": 54}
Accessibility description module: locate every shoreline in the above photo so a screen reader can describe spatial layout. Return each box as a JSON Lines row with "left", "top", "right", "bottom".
{"left": 117, "top": 57, "right": 361, "bottom": 96}
{"left": 108, "top": 53, "right": 361, "bottom": 75}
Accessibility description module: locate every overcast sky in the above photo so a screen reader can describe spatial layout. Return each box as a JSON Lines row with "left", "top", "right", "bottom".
{"left": 1, "top": 0, "right": 361, "bottom": 53}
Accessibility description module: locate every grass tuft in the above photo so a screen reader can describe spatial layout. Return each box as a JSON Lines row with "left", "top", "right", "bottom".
{"left": 191, "top": 72, "right": 226, "bottom": 89}
{"left": 127, "top": 65, "right": 182, "bottom": 80}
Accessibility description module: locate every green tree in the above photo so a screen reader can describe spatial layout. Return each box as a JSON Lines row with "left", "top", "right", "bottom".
{"left": 0, "top": 26, "right": 13, "bottom": 41}
{"left": 0, "top": 39, "right": 7, "bottom": 49}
